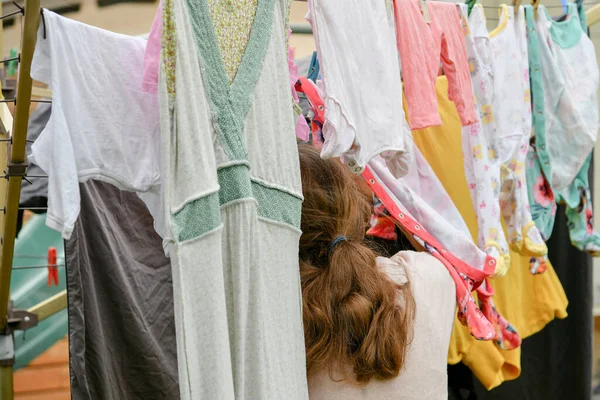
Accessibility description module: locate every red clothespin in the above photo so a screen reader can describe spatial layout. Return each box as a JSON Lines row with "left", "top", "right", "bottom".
{"left": 47, "top": 247, "right": 58, "bottom": 286}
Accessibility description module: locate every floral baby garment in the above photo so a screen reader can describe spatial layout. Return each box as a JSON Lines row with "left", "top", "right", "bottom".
{"left": 553, "top": 5, "right": 600, "bottom": 255}
{"left": 532, "top": 4, "right": 598, "bottom": 194}
{"left": 526, "top": 146, "right": 557, "bottom": 241}
{"left": 526, "top": 4, "right": 600, "bottom": 255}
{"left": 459, "top": 4, "right": 510, "bottom": 276}
{"left": 489, "top": 5, "right": 547, "bottom": 259}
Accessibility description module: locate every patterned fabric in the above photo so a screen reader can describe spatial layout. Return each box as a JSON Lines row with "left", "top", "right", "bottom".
{"left": 460, "top": 4, "right": 510, "bottom": 276}
{"left": 526, "top": 143, "right": 557, "bottom": 241}
{"left": 489, "top": 5, "right": 547, "bottom": 260}
{"left": 526, "top": 4, "right": 600, "bottom": 256}
{"left": 532, "top": 4, "right": 598, "bottom": 193}
{"left": 161, "top": 0, "right": 176, "bottom": 102}
{"left": 207, "top": 0, "right": 258, "bottom": 83}
{"left": 252, "top": 179, "right": 302, "bottom": 228}
{"left": 186, "top": 0, "right": 275, "bottom": 162}
{"left": 561, "top": 154, "right": 600, "bottom": 255}
{"left": 477, "top": 280, "right": 522, "bottom": 350}
{"left": 367, "top": 195, "right": 398, "bottom": 240}
{"left": 172, "top": 193, "right": 221, "bottom": 241}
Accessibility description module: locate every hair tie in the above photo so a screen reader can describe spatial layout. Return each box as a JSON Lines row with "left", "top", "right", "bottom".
{"left": 328, "top": 236, "right": 347, "bottom": 255}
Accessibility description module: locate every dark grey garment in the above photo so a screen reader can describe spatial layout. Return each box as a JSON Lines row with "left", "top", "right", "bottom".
{"left": 65, "top": 180, "right": 179, "bottom": 400}
{"left": 22, "top": 103, "right": 50, "bottom": 204}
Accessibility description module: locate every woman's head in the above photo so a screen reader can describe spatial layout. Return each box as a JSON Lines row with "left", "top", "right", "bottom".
{"left": 298, "top": 144, "right": 415, "bottom": 383}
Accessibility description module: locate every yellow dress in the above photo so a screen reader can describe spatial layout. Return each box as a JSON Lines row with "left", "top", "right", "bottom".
{"left": 407, "top": 76, "right": 568, "bottom": 390}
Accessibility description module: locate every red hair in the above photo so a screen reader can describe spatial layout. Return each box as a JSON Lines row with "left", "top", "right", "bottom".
{"left": 298, "top": 144, "right": 416, "bottom": 383}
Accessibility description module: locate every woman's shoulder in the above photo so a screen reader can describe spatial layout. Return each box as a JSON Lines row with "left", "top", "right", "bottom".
{"left": 376, "top": 250, "right": 455, "bottom": 291}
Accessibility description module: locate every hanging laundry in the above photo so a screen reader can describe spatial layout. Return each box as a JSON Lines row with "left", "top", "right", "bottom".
{"left": 553, "top": 5, "right": 600, "bottom": 255}
{"left": 299, "top": 58, "right": 518, "bottom": 347}
{"left": 404, "top": 72, "right": 566, "bottom": 388}
{"left": 525, "top": 5, "right": 557, "bottom": 244}
{"left": 532, "top": 4, "right": 598, "bottom": 192}
{"left": 142, "top": 1, "right": 311, "bottom": 140}
{"left": 526, "top": 4, "right": 600, "bottom": 254}
{"left": 306, "top": 0, "right": 412, "bottom": 177}
{"left": 66, "top": 180, "right": 179, "bottom": 400}
{"left": 142, "top": 0, "right": 162, "bottom": 93}
{"left": 30, "top": 10, "right": 161, "bottom": 240}
{"left": 393, "top": 0, "right": 477, "bottom": 130}
{"left": 458, "top": 3, "right": 510, "bottom": 276}
{"left": 159, "top": 0, "right": 308, "bottom": 398}
{"left": 365, "top": 158, "right": 496, "bottom": 341}
{"left": 404, "top": 72, "right": 520, "bottom": 348}
{"left": 488, "top": 5, "right": 547, "bottom": 260}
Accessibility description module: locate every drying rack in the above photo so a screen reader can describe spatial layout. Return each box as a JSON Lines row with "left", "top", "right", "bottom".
{"left": 0, "top": 0, "right": 596, "bottom": 398}
{"left": 0, "top": 0, "right": 50, "bottom": 398}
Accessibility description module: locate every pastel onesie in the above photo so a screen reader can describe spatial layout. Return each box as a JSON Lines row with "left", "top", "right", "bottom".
{"left": 459, "top": 4, "right": 510, "bottom": 276}
{"left": 307, "top": 0, "right": 412, "bottom": 177}
{"left": 159, "top": 0, "right": 308, "bottom": 398}
{"left": 526, "top": 4, "right": 600, "bottom": 254}
{"left": 488, "top": 5, "right": 547, "bottom": 259}
{"left": 393, "top": 0, "right": 478, "bottom": 130}
{"left": 555, "top": 6, "right": 600, "bottom": 255}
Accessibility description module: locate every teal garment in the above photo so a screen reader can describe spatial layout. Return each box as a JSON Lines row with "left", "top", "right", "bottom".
{"left": 525, "top": 5, "right": 556, "bottom": 241}
{"left": 525, "top": 3, "right": 600, "bottom": 253}
{"left": 526, "top": 145, "right": 556, "bottom": 241}
{"left": 560, "top": 154, "right": 600, "bottom": 253}
{"left": 555, "top": 3, "right": 600, "bottom": 254}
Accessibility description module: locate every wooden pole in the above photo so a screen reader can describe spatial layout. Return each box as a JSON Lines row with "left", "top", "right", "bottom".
{"left": 0, "top": 1, "right": 40, "bottom": 398}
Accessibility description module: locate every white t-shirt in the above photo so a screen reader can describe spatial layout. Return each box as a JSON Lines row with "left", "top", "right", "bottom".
{"left": 30, "top": 10, "right": 161, "bottom": 239}
{"left": 308, "top": 251, "right": 456, "bottom": 400}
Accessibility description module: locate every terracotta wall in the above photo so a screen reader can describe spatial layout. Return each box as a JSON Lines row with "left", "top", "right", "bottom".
{"left": 14, "top": 337, "right": 70, "bottom": 400}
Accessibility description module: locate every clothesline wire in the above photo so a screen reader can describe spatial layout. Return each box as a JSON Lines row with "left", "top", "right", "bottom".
{"left": 14, "top": 254, "right": 62, "bottom": 260}
{"left": 480, "top": 1, "right": 599, "bottom": 9}
{"left": 12, "top": 264, "right": 64, "bottom": 269}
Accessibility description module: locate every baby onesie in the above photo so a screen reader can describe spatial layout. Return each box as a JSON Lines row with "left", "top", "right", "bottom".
{"left": 459, "top": 4, "right": 510, "bottom": 276}
{"left": 527, "top": 4, "right": 600, "bottom": 254}
{"left": 550, "top": 5, "right": 600, "bottom": 254}
{"left": 306, "top": 0, "right": 412, "bottom": 177}
{"left": 533, "top": 4, "right": 598, "bottom": 192}
{"left": 160, "top": 0, "right": 308, "bottom": 397}
{"left": 489, "top": 5, "right": 547, "bottom": 259}
{"left": 393, "top": 0, "right": 477, "bottom": 130}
